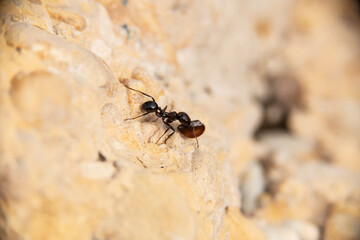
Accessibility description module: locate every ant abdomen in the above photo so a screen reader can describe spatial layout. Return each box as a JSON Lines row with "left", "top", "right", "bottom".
{"left": 178, "top": 120, "right": 205, "bottom": 138}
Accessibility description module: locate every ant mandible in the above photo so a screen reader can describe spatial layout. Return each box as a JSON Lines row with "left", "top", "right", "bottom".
{"left": 124, "top": 85, "right": 205, "bottom": 147}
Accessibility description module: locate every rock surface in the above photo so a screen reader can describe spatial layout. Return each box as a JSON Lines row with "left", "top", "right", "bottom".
{"left": 1, "top": 0, "right": 360, "bottom": 240}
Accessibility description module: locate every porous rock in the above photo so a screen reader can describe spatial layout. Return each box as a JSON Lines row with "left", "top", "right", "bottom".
{"left": 1, "top": 0, "right": 360, "bottom": 239}
{"left": 0, "top": 0, "right": 265, "bottom": 239}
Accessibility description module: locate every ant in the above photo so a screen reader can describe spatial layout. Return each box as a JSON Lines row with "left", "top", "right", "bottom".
{"left": 124, "top": 85, "right": 205, "bottom": 147}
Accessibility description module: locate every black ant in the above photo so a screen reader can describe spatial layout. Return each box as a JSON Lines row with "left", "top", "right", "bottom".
{"left": 124, "top": 85, "right": 205, "bottom": 147}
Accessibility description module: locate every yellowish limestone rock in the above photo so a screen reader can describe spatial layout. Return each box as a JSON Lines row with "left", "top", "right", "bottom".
{"left": 0, "top": 0, "right": 261, "bottom": 239}
{"left": 325, "top": 202, "right": 360, "bottom": 240}
{"left": 1, "top": 0, "right": 360, "bottom": 239}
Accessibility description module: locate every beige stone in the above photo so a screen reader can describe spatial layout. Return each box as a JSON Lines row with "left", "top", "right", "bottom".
{"left": 1, "top": 0, "right": 360, "bottom": 239}
{"left": 0, "top": 0, "right": 263, "bottom": 239}
{"left": 324, "top": 202, "right": 360, "bottom": 240}
{"left": 286, "top": 0, "right": 360, "bottom": 172}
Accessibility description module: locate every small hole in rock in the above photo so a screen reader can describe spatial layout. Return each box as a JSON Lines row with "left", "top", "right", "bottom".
{"left": 254, "top": 74, "right": 303, "bottom": 139}
{"left": 203, "top": 86, "right": 212, "bottom": 95}
{"left": 98, "top": 151, "right": 107, "bottom": 162}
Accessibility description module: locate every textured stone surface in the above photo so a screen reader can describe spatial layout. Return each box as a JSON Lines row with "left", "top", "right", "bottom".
{"left": 1, "top": 0, "right": 360, "bottom": 240}
{"left": 324, "top": 202, "right": 360, "bottom": 240}
{"left": 0, "top": 0, "right": 262, "bottom": 239}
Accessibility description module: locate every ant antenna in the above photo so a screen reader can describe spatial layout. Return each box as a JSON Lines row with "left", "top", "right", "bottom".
{"left": 124, "top": 85, "right": 155, "bottom": 101}
{"left": 124, "top": 112, "right": 151, "bottom": 121}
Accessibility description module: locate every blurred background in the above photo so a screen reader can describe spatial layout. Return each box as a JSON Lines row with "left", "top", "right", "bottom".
{"left": 1, "top": 0, "right": 360, "bottom": 239}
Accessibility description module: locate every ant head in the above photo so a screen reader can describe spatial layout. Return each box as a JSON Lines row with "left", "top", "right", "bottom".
{"left": 177, "top": 112, "right": 191, "bottom": 126}
{"left": 142, "top": 101, "right": 158, "bottom": 112}
{"left": 178, "top": 120, "right": 205, "bottom": 138}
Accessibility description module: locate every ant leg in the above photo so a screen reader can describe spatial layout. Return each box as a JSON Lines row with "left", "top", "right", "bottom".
{"left": 155, "top": 127, "right": 170, "bottom": 144}
{"left": 162, "top": 121, "right": 175, "bottom": 144}
{"left": 124, "top": 112, "right": 151, "bottom": 121}
{"left": 193, "top": 128, "right": 199, "bottom": 148}
{"left": 156, "top": 121, "right": 175, "bottom": 144}
{"left": 163, "top": 127, "right": 175, "bottom": 144}
{"left": 124, "top": 85, "right": 156, "bottom": 101}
